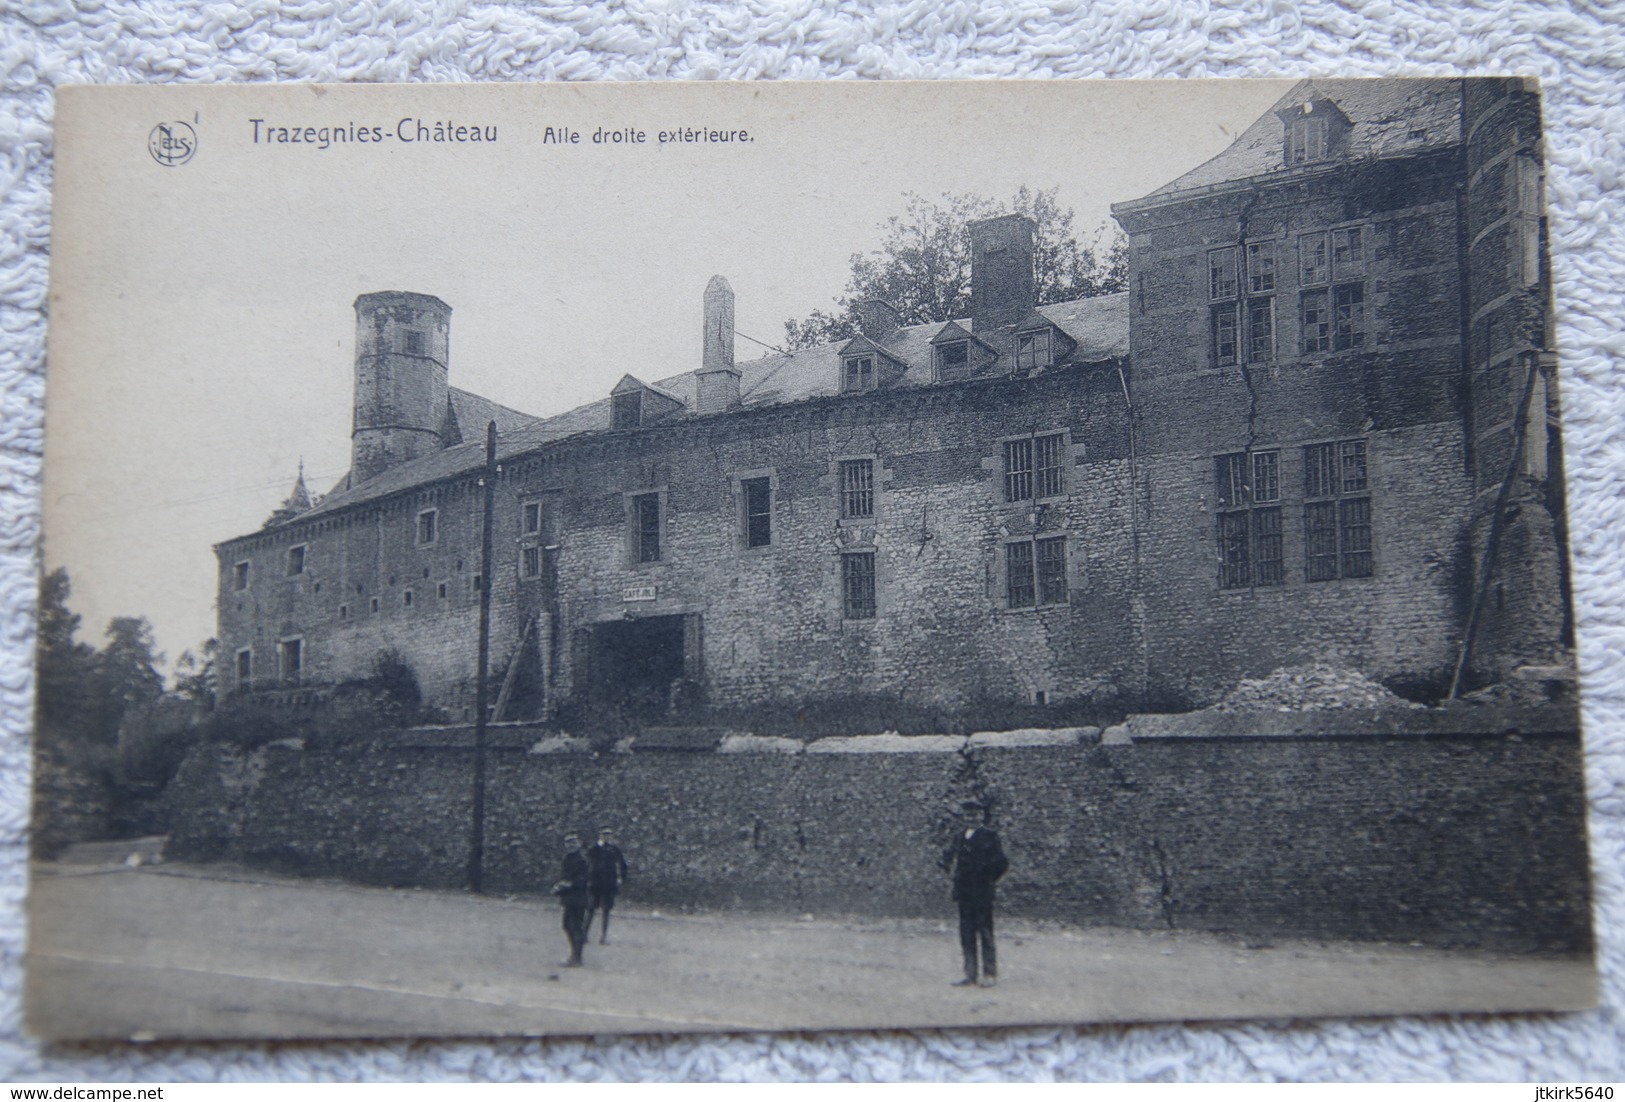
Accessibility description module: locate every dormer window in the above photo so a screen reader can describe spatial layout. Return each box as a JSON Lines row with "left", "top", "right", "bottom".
{"left": 612, "top": 390, "right": 642, "bottom": 429}
{"left": 843, "top": 354, "right": 876, "bottom": 393}
{"left": 1288, "top": 114, "right": 1329, "bottom": 164}
{"left": 1015, "top": 329, "right": 1053, "bottom": 373}
{"left": 934, "top": 341, "right": 971, "bottom": 382}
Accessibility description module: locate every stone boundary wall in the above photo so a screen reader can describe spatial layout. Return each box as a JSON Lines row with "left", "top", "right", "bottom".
{"left": 163, "top": 715, "right": 1593, "bottom": 952}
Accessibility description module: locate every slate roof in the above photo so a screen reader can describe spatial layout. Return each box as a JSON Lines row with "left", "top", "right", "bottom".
{"left": 268, "top": 291, "right": 1130, "bottom": 531}
{"left": 1122, "top": 78, "right": 1463, "bottom": 208}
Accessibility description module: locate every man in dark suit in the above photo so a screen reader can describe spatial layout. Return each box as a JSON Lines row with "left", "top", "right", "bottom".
{"left": 941, "top": 802, "right": 1009, "bottom": 987}
{"left": 552, "top": 833, "right": 591, "bottom": 967}
{"left": 586, "top": 827, "right": 630, "bottom": 945}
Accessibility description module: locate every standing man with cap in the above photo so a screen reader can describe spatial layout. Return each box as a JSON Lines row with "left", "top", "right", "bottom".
{"left": 586, "top": 827, "right": 630, "bottom": 945}
{"left": 552, "top": 833, "right": 591, "bottom": 967}
{"left": 940, "top": 800, "right": 1009, "bottom": 988}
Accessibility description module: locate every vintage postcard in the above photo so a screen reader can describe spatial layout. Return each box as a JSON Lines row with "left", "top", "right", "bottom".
{"left": 27, "top": 79, "right": 1596, "bottom": 1041}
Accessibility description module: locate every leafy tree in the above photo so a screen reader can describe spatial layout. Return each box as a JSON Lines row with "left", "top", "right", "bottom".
{"left": 174, "top": 638, "right": 220, "bottom": 709}
{"left": 36, "top": 568, "right": 99, "bottom": 731}
{"left": 783, "top": 187, "right": 1128, "bottom": 350}
{"left": 98, "top": 616, "right": 165, "bottom": 716}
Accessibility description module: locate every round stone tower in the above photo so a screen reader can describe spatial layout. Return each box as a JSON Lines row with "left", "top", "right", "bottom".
{"left": 351, "top": 291, "right": 452, "bottom": 485}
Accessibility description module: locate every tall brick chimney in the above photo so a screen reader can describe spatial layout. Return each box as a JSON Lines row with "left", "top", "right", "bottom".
{"left": 968, "top": 214, "right": 1036, "bottom": 334}
{"left": 854, "top": 298, "right": 901, "bottom": 341}
{"left": 696, "top": 275, "right": 740, "bottom": 414}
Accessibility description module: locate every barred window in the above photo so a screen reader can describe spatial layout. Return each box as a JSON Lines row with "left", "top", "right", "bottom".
{"left": 842, "top": 552, "right": 876, "bottom": 619}
{"left": 1303, "top": 440, "right": 1373, "bottom": 581}
{"left": 1216, "top": 450, "right": 1282, "bottom": 589}
{"left": 839, "top": 459, "right": 874, "bottom": 519}
{"left": 1006, "top": 536, "right": 1069, "bottom": 609}
{"left": 1003, "top": 433, "right": 1066, "bottom": 501}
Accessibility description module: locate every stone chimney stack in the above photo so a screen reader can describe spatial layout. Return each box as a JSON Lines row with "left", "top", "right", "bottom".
{"left": 351, "top": 291, "right": 452, "bottom": 485}
{"left": 854, "top": 298, "right": 901, "bottom": 341}
{"left": 968, "top": 214, "right": 1036, "bottom": 334}
{"left": 696, "top": 275, "right": 741, "bottom": 414}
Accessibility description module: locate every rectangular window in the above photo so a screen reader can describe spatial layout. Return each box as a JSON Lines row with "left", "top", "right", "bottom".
{"left": 235, "top": 649, "right": 252, "bottom": 688}
{"left": 287, "top": 545, "right": 306, "bottom": 576}
{"left": 1247, "top": 298, "right": 1274, "bottom": 362}
{"left": 403, "top": 329, "right": 425, "bottom": 355}
{"left": 339, "top": 604, "right": 349, "bottom": 620}
{"left": 1015, "top": 330, "right": 1052, "bottom": 372}
{"left": 522, "top": 545, "right": 541, "bottom": 578}
{"left": 1288, "top": 115, "right": 1328, "bottom": 165}
{"left": 634, "top": 492, "right": 661, "bottom": 563}
{"left": 1007, "top": 537, "right": 1068, "bottom": 609}
{"left": 840, "top": 459, "right": 874, "bottom": 520}
{"left": 743, "top": 477, "right": 772, "bottom": 548}
{"left": 1003, "top": 433, "right": 1066, "bottom": 502}
{"left": 437, "top": 581, "right": 448, "bottom": 599}
{"left": 1208, "top": 247, "right": 1237, "bottom": 300}
{"left": 935, "top": 342, "right": 970, "bottom": 381}
{"left": 370, "top": 596, "right": 380, "bottom": 613}
{"left": 842, "top": 552, "right": 876, "bottom": 620}
{"left": 1303, "top": 440, "right": 1373, "bottom": 582}
{"left": 1006, "top": 541, "right": 1035, "bottom": 609}
{"left": 1301, "top": 289, "right": 1331, "bottom": 354}
{"left": 1246, "top": 242, "right": 1276, "bottom": 294}
{"left": 1036, "top": 536, "right": 1068, "bottom": 606}
{"left": 1300, "top": 232, "right": 1329, "bottom": 285}
{"left": 1331, "top": 227, "right": 1365, "bottom": 279}
{"left": 1333, "top": 284, "right": 1365, "bottom": 350}
{"left": 403, "top": 590, "right": 413, "bottom": 608}
{"left": 1003, "top": 439, "right": 1032, "bottom": 502}
{"left": 233, "top": 561, "right": 250, "bottom": 591}
{"left": 1216, "top": 450, "right": 1282, "bottom": 589}
{"left": 1212, "top": 303, "right": 1238, "bottom": 366}
{"left": 522, "top": 501, "right": 541, "bottom": 535}
{"left": 417, "top": 509, "right": 437, "bottom": 546}
{"left": 843, "top": 355, "right": 875, "bottom": 393}
{"left": 1035, "top": 433, "right": 1065, "bottom": 499}
{"left": 279, "top": 639, "right": 302, "bottom": 685}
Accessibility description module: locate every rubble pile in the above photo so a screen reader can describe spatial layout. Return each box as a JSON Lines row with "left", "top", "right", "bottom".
{"left": 1214, "top": 663, "right": 1421, "bottom": 712}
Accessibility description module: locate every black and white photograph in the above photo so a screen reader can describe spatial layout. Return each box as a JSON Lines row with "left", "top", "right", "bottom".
{"left": 23, "top": 78, "right": 1598, "bottom": 1042}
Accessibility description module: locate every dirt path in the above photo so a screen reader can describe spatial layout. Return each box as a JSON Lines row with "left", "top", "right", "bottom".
{"left": 24, "top": 862, "right": 1597, "bottom": 1041}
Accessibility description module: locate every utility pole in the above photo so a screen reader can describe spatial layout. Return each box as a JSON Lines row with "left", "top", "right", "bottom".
{"left": 469, "top": 420, "right": 497, "bottom": 893}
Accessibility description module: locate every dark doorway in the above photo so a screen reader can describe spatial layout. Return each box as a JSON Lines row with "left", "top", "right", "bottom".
{"left": 590, "top": 615, "right": 688, "bottom": 721}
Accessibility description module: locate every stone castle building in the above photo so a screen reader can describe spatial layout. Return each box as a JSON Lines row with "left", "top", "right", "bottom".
{"left": 214, "top": 78, "right": 1569, "bottom": 722}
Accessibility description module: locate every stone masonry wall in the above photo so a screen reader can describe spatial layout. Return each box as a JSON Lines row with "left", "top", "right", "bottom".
{"left": 165, "top": 722, "right": 1592, "bottom": 952}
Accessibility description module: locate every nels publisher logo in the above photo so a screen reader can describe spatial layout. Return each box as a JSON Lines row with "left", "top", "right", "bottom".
{"left": 147, "top": 120, "right": 196, "bottom": 167}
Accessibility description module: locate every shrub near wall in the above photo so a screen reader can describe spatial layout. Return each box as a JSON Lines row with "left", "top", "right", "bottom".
{"left": 163, "top": 722, "right": 1591, "bottom": 952}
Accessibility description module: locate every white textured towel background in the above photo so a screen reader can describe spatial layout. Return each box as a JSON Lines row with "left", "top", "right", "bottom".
{"left": 2, "top": 0, "right": 1622, "bottom": 1083}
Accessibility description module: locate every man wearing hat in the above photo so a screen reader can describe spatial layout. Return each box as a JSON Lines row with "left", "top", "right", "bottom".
{"left": 941, "top": 800, "right": 1009, "bottom": 988}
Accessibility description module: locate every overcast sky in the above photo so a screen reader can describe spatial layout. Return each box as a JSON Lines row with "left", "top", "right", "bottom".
{"left": 44, "top": 79, "right": 1291, "bottom": 670}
